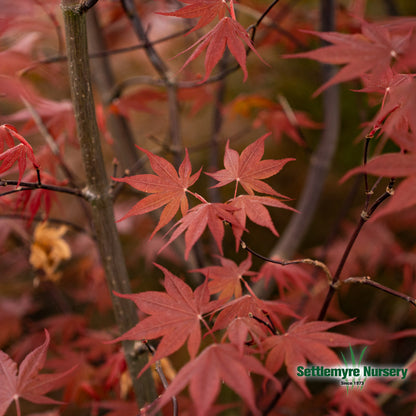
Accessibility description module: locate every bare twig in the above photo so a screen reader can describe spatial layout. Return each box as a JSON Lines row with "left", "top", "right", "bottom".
{"left": 336, "top": 276, "right": 416, "bottom": 307}
{"left": 241, "top": 240, "right": 333, "bottom": 283}
{"left": 0, "top": 179, "right": 84, "bottom": 198}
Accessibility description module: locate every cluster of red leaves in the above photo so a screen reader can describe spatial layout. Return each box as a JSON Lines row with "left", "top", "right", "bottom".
{"left": 2, "top": 1, "right": 416, "bottom": 416}
{"left": 289, "top": 17, "right": 416, "bottom": 221}
{"left": 112, "top": 266, "right": 368, "bottom": 415}
{"left": 158, "top": 0, "right": 266, "bottom": 81}
{"left": 0, "top": 124, "right": 39, "bottom": 185}
{"left": 116, "top": 134, "right": 294, "bottom": 258}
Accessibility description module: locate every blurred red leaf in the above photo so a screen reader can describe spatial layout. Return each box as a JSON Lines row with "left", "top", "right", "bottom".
{"left": 286, "top": 20, "right": 413, "bottom": 95}
{"left": 193, "top": 254, "right": 255, "bottom": 300}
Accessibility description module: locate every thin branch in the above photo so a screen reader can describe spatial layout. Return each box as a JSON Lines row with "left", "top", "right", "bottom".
{"left": 337, "top": 276, "right": 416, "bottom": 307}
{"left": 20, "top": 97, "right": 80, "bottom": 186}
{"left": 120, "top": 0, "right": 182, "bottom": 166}
{"left": 317, "top": 178, "right": 395, "bottom": 321}
{"left": 247, "top": 0, "right": 281, "bottom": 42}
{"left": 241, "top": 240, "right": 333, "bottom": 283}
{"left": 34, "top": 0, "right": 65, "bottom": 55}
{"left": 0, "top": 179, "right": 84, "bottom": 198}
{"left": 22, "top": 28, "right": 190, "bottom": 72}
{"left": 111, "top": 0, "right": 284, "bottom": 97}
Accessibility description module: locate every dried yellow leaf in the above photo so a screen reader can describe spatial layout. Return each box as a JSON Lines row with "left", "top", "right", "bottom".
{"left": 29, "top": 222, "right": 71, "bottom": 282}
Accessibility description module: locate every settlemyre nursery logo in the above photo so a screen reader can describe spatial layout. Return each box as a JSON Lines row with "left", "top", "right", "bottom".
{"left": 296, "top": 346, "right": 408, "bottom": 393}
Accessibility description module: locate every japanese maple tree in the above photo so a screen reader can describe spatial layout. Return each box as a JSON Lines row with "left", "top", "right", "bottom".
{"left": 1, "top": 0, "right": 416, "bottom": 416}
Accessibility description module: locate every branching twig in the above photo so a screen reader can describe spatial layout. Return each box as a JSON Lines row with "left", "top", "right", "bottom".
{"left": 22, "top": 28, "right": 190, "bottom": 74}
{"left": 241, "top": 240, "right": 333, "bottom": 283}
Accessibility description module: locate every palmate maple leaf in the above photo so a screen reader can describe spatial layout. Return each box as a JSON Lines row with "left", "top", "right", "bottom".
{"left": 207, "top": 133, "right": 294, "bottom": 197}
{"left": 286, "top": 20, "right": 413, "bottom": 96}
{"left": 114, "top": 147, "right": 201, "bottom": 238}
{"left": 160, "top": 201, "right": 244, "bottom": 259}
{"left": 178, "top": 16, "right": 267, "bottom": 82}
{"left": 157, "top": 0, "right": 228, "bottom": 33}
{"left": 0, "top": 124, "right": 39, "bottom": 185}
{"left": 0, "top": 329, "right": 75, "bottom": 416}
{"left": 263, "top": 318, "right": 371, "bottom": 396}
{"left": 151, "top": 343, "right": 280, "bottom": 416}
{"left": 229, "top": 194, "right": 296, "bottom": 247}
{"left": 112, "top": 265, "right": 219, "bottom": 377}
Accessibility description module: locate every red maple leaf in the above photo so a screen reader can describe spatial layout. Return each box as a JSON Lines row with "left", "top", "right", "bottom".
{"left": 0, "top": 124, "right": 39, "bottom": 185}
{"left": 111, "top": 265, "right": 219, "bottom": 376}
{"left": 160, "top": 201, "right": 244, "bottom": 259}
{"left": 178, "top": 16, "right": 267, "bottom": 82}
{"left": 0, "top": 329, "right": 75, "bottom": 416}
{"left": 114, "top": 147, "right": 201, "bottom": 238}
{"left": 286, "top": 20, "right": 413, "bottom": 96}
{"left": 193, "top": 254, "right": 256, "bottom": 300}
{"left": 263, "top": 318, "right": 370, "bottom": 396}
{"left": 152, "top": 343, "right": 280, "bottom": 416}
{"left": 207, "top": 133, "right": 294, "bottom": 197}
{"left": 157, "top": 0, "right": 228, "bottom": 33}
{"left": 374, "top": 75, "right": 416, "bottom": 141}
{"left": 228, "top": 194, "right": 296, "bottom": 246}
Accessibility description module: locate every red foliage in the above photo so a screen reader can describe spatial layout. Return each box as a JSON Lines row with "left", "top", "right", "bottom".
{"left": 0, "top": 330, "right": 75, "bottom": 416}
{"left": 263, "top": 319, "right": 371, "bottom": 396}
{"left": 2, "top": 1, "right": 416, "bottom": 416}
{"left": 153, "top": 343, "right": 280, "bottom": 416}
{"left": 114, "top": 147, "right": 201, "bottom": 237}
{"left": 111, "top": 265, "right": 219, "bottom": 375}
